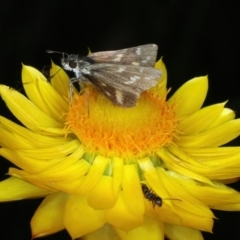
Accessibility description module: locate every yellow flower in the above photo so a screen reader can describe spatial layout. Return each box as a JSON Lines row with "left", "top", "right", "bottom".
{"left": 1, "top": 58, "right": 240, "bottom": 240}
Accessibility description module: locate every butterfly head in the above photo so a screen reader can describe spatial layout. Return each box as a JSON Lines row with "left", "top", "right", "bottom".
{"left": 61, "top": 54, "right": 79, "bottom": 72}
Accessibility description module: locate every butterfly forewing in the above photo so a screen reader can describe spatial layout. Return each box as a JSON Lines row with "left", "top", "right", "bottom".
{"left": 88, "top": 44, "right": 158, "bottom": 67}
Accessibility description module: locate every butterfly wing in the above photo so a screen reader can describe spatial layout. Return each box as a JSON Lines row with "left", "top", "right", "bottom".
{"left": 88, "top": 44, "right": 158, "bottom": 67}
{"left": 83, "top": 63, "right": 162, "bottom": 107}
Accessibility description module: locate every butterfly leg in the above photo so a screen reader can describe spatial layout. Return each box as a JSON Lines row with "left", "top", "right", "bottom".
{"left": 78, "top": 81, "right": 90, "bottom": 115}
{"left": 69, "top": 78, "right": 81, "bottom": 102}
{"left": 69, "top": 78, "right": 90, "bottom": 115}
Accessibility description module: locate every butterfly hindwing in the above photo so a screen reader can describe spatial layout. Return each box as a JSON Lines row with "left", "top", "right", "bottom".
{"left": 85, "top": 73, "right": 139, "bottom": 107}
{"left": 82, "top": 63, "right": 162, "bottom": 107}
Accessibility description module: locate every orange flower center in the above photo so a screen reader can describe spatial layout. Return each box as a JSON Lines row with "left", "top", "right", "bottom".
{"left": 66, "top": 86, "right": 178, "bottom": 158}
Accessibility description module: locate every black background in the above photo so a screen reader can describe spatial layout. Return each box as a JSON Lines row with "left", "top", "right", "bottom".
{"left": 0, "top": 0, "right": 239, "bottom": 239}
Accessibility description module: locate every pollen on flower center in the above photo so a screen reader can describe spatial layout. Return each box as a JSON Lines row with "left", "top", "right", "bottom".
{"left": 66, "top": 86, "right": 178, "bottom": 157}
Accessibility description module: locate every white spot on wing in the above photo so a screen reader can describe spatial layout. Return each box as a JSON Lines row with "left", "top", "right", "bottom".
{"left": 132, "top": 62, "right": 140, "bottom": 66}
{"left": 115, "top": 90, "right": 123, "bottom": 104}
{"left": 133, "top": 76, "right": 140, "bottom": 80}
{"left": 116, "top": 66, "right": 126, "bottom": 73}
{"left": 113, "top": 54, "right": 123, "bottom": 62}
{"left": 124, "top": 76, "right": 140, "bottom": 84}
{"left": 136, "top": 47, "right": 141, "bottom": 55}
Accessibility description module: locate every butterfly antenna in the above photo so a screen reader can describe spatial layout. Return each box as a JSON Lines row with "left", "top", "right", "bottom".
{"left": 46, "top": 50, "right": 69, "bottom": 58}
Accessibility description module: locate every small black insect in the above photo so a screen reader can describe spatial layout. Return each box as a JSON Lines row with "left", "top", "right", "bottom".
{"left": 41, "top": 65, "right": 51, "bottom": 80}
{"left": 47, "top": 44, "right": 162, "bottom": 107}
{"left": 141, "top": 183, "right": 181, "bottom": 209}
{"left": 41, "top": 65, "right": 61, "bottom": 81}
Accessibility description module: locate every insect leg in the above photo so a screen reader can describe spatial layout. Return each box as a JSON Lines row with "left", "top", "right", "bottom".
{"left": 69, "top": 78, "right": 80, "bottom": 102}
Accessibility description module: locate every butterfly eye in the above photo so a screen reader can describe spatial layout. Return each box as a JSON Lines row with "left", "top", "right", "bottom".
{"left": 69, "top": 60, "right": 77, "bottom": 68}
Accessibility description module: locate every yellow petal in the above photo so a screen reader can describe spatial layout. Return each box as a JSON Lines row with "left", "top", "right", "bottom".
{"left": 76, "top": 155, "right": 110, "bottom": 194}
{"left": 142, "top": 167, "right": 183, "bottom": 225}
{"left": 64, "top": 195, "right": 105, "bottom": 239}
{"left": 121, "top": 164, "right": 144, "bottom": 218}
{"left": 114, "top": 216, "right": 164, "bottom": 240}
{"left": 8, "top": 167, "right": 56, "bottom": 190}
{"left": 138, "top": 156, "right": 155, "bottom": 171}
{"left": 112, "top": 157, "right": 124, "bottom": 198}
{"left": 0, "top": 127, "right": 33, "bottom": 149}
{"left": 181, "top": 146, "right": 240, "bottom": 159}
{"left": 83, "top": 224, "right": 120, "bottom": 240}
{"left": 105, "top": 191, "right": 143, "bottom": 231}
{"left": 0, "top": 116, "right": 71, "bottom": 149}
{"left": 29, "top": 146, "right": 86, "bottom": 179}
{"left": 0, "top": 148, "right": 48, "bottom": 172}
{"left": 167, "top": 144, "right": 208, "bottom": 168}
{"left": 157, "top": 148, "right": 214, "bottom": 186}
{"left": 206, "top": 108, "right": 235, "bottom": 129}
{"left": 144, "top": 168, "right": 172, "bottom": 204}
{"left": 9, "top": 152, "right": 90, "bottom": 194}
{"left": 25, "top": 157, "right": 89, "bottom": 185}
{"left": 22, "top": 65, "right": 68, "bottom": 122}
{"left": 165, "top": 145, "right": 240, "bottom": 181}
{"left": 156, "top": 168, "right": 214, "bottom": 220}
{"left": 168, "top": 76, "right": 208, "bottom": 117}
{"left": 0, "top": 85, "right": 65, "bottom": 134}
{"left": 150, "top": 58, "right": 167, "bottom": 98}
{"left": 144, "top": 200, "right": 182, "bottom": 226}
{"left": 11, "top": 139, "right": 81, "bottom": 160}
{"left": 169, "top": 172, "right": 240, "bottom": 211}
{"left": 173, "top": 207, "right": 213, "bottom": 232}
{"left": 164, "top": 223, "right": 204, "bottom": 240}
{"left": 87, "top": 47, "right": 92, "bottom": 54}
{"left": 178, "top": 102, "right": 226, "bottom": 135}
{"left": 219, "top": 178, "right": 240, "bottom": 184}
{"left": 31, "top": 192, "right": 68, "bottom": 238}
{"left": 49, "top": 61, "right": 71, "bottom": 98}
{"left": 0, "top": 177, "right": 52, "bottom": 201}
{"left": 166, "top": 145, "right": 238, "bottom": 180}
{"left": 0, "top": 140, "right": 82, "bottom": 172}
{"left": 176, "top": 119, "right": 240, "bottom": 147}
{"left": 88, "top": 175, "right": 117, "bottom": 209}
